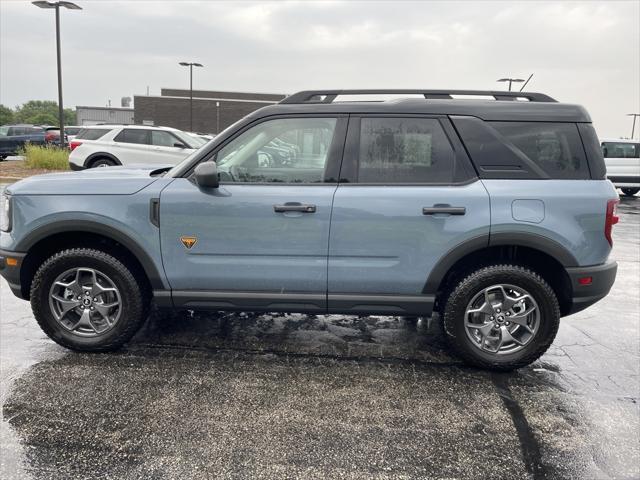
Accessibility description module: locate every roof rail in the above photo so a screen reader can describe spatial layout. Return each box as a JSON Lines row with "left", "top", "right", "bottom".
{"left": 280, "top": 89, "right": 557, "bottom": 104}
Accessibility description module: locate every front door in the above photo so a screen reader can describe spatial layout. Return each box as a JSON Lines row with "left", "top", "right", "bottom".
{"left": 327, "top": 115, "right": 490, "bottom": 315}
{"left": 160, "top": 115, "right": 347, "bottom": 311}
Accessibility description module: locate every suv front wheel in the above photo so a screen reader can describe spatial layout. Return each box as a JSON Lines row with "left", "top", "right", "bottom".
{"left": 30, "top": 248, "right": 149, "bottom": 351}
{"left": 442, "top": 265, "right": 560, "bottom": 370}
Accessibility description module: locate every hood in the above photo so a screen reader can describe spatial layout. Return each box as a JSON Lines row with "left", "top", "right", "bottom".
{"left": 6, "top": 165, "right": 172, "bottom": 196}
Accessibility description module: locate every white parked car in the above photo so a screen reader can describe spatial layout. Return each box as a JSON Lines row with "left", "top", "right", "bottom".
{"left": 69, "top": 125, "right": 205, "bottom": 169}
{"left": 601, "top": 138, "right": 640, "bottom": 196}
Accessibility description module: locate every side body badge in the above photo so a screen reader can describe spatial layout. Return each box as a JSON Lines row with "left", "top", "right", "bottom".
{"left": 180, "top": 236, "right": 197, "bottom": 249}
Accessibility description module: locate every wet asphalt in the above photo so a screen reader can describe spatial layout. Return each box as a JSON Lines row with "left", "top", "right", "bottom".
{"left": 0, "top": 192, "right": 638, "bottom": 480}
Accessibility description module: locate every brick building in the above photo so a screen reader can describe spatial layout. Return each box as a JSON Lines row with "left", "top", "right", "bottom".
{"left": 133, "top": 89, "right": 286, "bottom": 134}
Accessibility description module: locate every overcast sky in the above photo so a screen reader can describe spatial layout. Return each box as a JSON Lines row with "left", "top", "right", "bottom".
{"left": 1, "top": 0, "right": 638, "bottom": 138}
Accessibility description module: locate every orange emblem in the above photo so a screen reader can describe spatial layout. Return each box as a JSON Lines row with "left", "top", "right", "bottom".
{"left": 180, "top": 236, "right": 197, "bottom": 249}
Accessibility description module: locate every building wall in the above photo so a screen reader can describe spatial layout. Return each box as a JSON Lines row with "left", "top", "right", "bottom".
{"left": 161, "top": 89, "right": 285, "bottom": 102}
{"left": 76, "top": 106, "right": 134, "bottom": 126}
{"left": 133, "top": 90, "right": 286, "bottom": 134}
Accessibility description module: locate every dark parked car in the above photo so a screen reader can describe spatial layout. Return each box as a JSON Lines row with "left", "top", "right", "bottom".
{"left": 0, "top": 124, "right": 65, "bottom": 159}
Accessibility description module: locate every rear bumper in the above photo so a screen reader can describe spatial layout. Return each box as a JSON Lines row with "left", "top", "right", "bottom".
{"left": 0, "top": 249, "right": 27, "bottom": 299}
{"left": 565, "top": 260, "right": 617, "bottom": 315}
{"left": 69, "top": 162, "right": 85, "bottom": 171}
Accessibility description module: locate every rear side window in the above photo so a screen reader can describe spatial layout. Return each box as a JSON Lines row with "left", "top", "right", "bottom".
{"left": 75, "top": 128, "right": 111, "bottom": 141}
{"left": 357, "top": 117, "right": 456, "bottom": 183}
{"left": 65, "top": 127, "right": 81, "bottom": 135}
{"left": 602, "top": 142, "right": 640, "bottom": 158}
{"left": 114, "top": 129, "right": 150, "bottom": 145}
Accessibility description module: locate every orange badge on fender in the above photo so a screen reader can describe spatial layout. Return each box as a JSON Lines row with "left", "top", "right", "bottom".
{"left": 180, "top": 236, "right": 197, "bottom": 249}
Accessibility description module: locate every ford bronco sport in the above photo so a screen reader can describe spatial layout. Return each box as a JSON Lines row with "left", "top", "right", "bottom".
{"left": 0, "top": 90, "right": 619, "bottom": 370}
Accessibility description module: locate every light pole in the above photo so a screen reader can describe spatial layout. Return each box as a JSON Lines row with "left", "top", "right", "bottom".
{"left": 628, "top": 114, "right": 640, "bottom": 140}
{"left": 179, "top": 62, "right": 203, "bottom": 131}
{"left": 32, "top": 1, "right": 82, "bottom": 148}
{"left": 497, "top": 77, "right": 525, "bottom": 92}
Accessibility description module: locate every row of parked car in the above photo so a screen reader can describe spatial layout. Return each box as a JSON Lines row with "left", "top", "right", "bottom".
{"left": 0, "top": 124, "right": 75, "bottom": 159}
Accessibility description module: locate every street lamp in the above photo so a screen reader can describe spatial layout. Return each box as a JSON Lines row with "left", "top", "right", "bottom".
{"left": 628, "top": 113, "right": 640, "bottom": 140}
{"left": 497, "top": 78, "right": 525, "bottom": 92}
{"left": 179, "top": 62, "right": 204, "bottom": 131}
{"left": 32, "top": 1, "right": 82, "bottom": 148}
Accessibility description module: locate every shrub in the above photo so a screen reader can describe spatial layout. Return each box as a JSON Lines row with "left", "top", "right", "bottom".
{"left": 21, "top": 144, "right": 70, "bottom": 170}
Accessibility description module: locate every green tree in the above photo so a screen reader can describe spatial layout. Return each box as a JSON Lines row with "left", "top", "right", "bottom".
{"left": 13, "top": 100, "right": 76, "bottom": 126}
{"left": 0, "top": 104, "right": 14, "bottom": 125}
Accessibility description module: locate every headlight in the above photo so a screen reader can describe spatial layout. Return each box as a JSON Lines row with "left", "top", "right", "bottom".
{"left": 0, "top": 193, "right": 12, "bottom": 232}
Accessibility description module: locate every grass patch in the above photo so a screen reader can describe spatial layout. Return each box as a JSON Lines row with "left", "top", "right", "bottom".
{"left": 21, "top": 143, "right": 70, "bottom": 170}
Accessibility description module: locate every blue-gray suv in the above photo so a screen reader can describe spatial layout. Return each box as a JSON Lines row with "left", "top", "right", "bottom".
{"left": 0, "top": 90, "right": 619, "bottom": 370}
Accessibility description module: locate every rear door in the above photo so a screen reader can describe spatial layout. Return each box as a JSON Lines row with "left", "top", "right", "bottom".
{"left": 327, "top": 115, "right": 490, "bottom": 315}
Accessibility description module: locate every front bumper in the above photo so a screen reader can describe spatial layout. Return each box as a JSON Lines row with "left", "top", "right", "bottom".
{"left": 0, "top": 249, "right": 26, "bottom": 299}
{"left": 565, "top": 260, "right": 617, "bottom": 315}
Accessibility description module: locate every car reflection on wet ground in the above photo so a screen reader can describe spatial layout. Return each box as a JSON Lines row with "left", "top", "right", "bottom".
{"left": 1, "top": 194, "right": 638, "bottom": 480}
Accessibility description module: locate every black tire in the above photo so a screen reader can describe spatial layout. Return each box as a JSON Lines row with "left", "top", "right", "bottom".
{"left": 89, "top": 157, "right": 117, "bottom": 168}
{"left": 30, "top": 248, "right": 150, "bottom": 352}
{"left": 621, "top": 188, "right": 639, "bottom": 197}
{"left": 442, "top": 264, "right": 560, "bottom": 371}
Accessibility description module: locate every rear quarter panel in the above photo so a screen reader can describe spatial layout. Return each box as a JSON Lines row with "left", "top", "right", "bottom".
{"left": 483, "top": 179, "right": 618, "bottom": 266}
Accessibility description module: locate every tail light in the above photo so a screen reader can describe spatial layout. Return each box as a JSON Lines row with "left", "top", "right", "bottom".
{"left": 69, "top": 140, "right": 82, "bottom": 151}
{"left": 605, "top": 198, "right": 619, "bottom": 246}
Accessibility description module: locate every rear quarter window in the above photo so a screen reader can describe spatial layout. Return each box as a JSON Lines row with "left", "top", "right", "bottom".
{"left": 490, "top": 122, "right": 589, "bottom": 180}
{"left": 75, "top": 128, "right": 111, "bottom": 141}
{"left": 453, "top": 117, "right": 591, "bottom": 180}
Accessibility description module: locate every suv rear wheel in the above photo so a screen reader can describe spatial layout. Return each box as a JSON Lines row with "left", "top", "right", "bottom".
{"left": 621, "top": 188, "right": 639, "bottom": 197}
{"left": 442, "top": 265, "right": 560, "bottom": 370}
{"left": 30, "top": 248, "right": 149, "bottom": 351}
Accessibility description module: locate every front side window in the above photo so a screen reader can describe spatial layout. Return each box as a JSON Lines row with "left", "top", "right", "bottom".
{"left": 114, "top": 129, "right": 150, "bottom": 145}
{"left": 602, "top": 142, "right": 640, "bottom": 159}
{"left": 151, "top": 130, "right": 178, "bottom": 147}
{"left": 358, "top": 117, "right": 455, "bottom": 183}
{"left": 213, "top": 117, "right": 337, "bottom": 183}
{"left": 491, "top": 122, "right": 589, "bottom": 179}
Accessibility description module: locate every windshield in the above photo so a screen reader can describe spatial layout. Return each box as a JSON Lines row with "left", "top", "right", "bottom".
{"left": 184, "top": 132, "right": 207, "bottom": 148}
{"left": 173, "top": 130, "right": 204, "bottom": 149}
{"left": 0, "top": 126, "right": 9, "bottom": 136}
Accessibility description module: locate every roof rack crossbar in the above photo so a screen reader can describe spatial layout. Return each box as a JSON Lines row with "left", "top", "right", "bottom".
{"left": 280, "top": 89, "right": 557, "bottom": 104}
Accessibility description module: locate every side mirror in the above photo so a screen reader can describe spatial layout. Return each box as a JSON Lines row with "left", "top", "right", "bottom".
{"left": 194, "top": 162, "right": 219, "bottom": 189}
{"left": 174, "top": 142, "right": 187, "bottom": 149}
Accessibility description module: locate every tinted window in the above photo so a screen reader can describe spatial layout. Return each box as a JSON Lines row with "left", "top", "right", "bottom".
{"left": 65, "top": 127, "right": 81, "bottom": 135}
{"left": 214, "top": 118, "right": 337, "bottom": 183}
{"left": 602, "top": 142, "right": 640, "bottom": 159}
{"left": 491, "top": 122, "right": 589, "bottom": 179}
{"left": 358, "top": 117, "right": 455, "bottom": 183}
{"left": 114, "top": 129, "right": 149, "bottom": 145}
{"left": 151, "top": 130, "right": 178, "bottom": 147}
{"left": 75, "top": 128, "right": 111, "bottom": 141}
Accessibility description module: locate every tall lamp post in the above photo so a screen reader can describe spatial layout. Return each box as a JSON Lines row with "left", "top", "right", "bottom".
{"left": 32, "top": 1, "right": 82, "bottom": 148}
{"left": 179, "top": 62, "right": 203, "bottom": 131}
{"left": 628, "top": 113, "right": 640, "bottom": 140}
{"left": 497, "top": 77, "right": 525, "bottom": 92}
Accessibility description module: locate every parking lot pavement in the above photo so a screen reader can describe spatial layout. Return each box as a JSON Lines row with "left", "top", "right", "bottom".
{"left": 1, "top": 196, "right": 638, "bottom": 480}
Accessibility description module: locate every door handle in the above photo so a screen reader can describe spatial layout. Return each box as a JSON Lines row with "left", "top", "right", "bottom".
{"left": 274, "top": 203, "right": 316, "bottom": 213}
{"left": 422, "top": 206, "right": 466, "bottom": 215}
